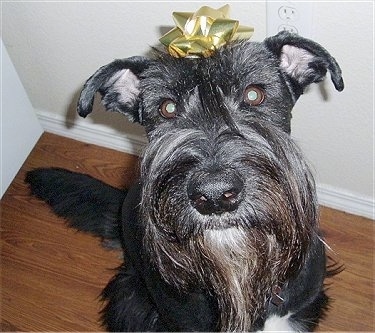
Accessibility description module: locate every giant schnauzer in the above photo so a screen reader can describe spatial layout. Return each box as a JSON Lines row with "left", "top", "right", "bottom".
{"left": 26, "top": 11, "right": 344, "bottom": 331}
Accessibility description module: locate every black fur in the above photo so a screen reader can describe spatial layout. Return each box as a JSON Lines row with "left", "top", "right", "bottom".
{"left": 26, "top": 31, "right": 344, "bottom": 332}
{"left": 26, "top": 168, "right": 125, "bottom": 247}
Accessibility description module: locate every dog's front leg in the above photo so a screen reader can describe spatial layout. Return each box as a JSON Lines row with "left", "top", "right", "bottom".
{"left": 143, "top": 269, "right": 219, "bottom": 331}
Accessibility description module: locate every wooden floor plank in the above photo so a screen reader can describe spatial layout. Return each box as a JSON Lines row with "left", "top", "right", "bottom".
{"left": 1, "top": 132, "right": 374, "bottom": 331}
{"left": 317, "top": 208, "right": 374, "bottom": 331}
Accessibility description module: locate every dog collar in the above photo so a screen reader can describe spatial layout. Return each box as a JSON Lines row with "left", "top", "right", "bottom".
{"left": 159, "top": 5, "right": 254, "bottom": 58}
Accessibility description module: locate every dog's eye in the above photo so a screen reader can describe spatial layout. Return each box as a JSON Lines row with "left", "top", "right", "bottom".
{"left": 159, "top": 99, "right": 177, "bottom": 118}
{"left": 243, "top": 85, "right": 265, "bottom": 106}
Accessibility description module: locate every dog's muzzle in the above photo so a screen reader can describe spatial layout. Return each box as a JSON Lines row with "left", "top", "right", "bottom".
{"left": 187, "top": 169, "right": 244, "bottom": 215}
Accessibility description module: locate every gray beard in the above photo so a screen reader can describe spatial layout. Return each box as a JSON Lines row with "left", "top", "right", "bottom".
{"left": 145, "top": 223, "right": 307, "bottom": 331}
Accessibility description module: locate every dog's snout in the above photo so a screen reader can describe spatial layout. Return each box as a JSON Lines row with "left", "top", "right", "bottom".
{"left": 187, "top": 170, "right": 243, "bottom": 215}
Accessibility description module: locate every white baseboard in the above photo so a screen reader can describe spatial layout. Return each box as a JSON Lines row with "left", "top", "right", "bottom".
{"left": 36, "top": 110, "right": 374, "bottom": 220}
{"left": 316, "top": 185, "right": 374, "bottom": 220}
{"left": 36, "top": 110, "right": 147, "bottom": 156}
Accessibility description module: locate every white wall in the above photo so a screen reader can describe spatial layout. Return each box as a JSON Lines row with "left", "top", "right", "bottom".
{"left": 1, "top": 2, "right": 374, "bottom": 218}
{"left": 1, "top": 40, "right": 43, "bottom": 197}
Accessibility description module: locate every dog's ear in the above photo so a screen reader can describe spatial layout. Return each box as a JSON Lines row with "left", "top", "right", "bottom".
{"left": 264, "top": 31, "right": 344, "bottom": 95}
{"left": 77, "top": 56, "right": 150, "bottom": 123}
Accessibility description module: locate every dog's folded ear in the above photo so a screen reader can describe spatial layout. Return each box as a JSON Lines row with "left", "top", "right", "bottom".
{"left": 265, "top": 31, "right": 344, "bottom": 94}
{"left": 77, "top": 56, "right": 150, "bottom": 123}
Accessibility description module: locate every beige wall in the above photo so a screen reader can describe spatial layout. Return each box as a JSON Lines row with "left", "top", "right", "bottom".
{"left": 2, "top": 1, "right": 374, "bottom": 216}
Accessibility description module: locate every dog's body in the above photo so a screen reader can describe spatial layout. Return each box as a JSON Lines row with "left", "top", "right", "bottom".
{"left": 26, "top": 31, "right": 343, "bottom": 331}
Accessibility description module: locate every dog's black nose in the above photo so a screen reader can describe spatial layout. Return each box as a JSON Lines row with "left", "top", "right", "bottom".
{"left": 187, "top": 170, "right": 243, "bottom": 215}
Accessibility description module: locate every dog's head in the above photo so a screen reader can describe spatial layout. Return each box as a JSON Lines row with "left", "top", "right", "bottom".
{"left": 78, "top": 31, "right": 343, "bottom": 133}
{"left": 77, "top": 31, "right": 343, "bottom": 331}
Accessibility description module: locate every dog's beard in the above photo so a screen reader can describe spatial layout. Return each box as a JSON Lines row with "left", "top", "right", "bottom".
{"left": 143, "top": 221, "right": 309, "bottom": 331}
{"left": 200, "top": 228, "right": 287, "bottom": 331}
{"left": 140, "top": 124, "right": 318, "bottom": 331}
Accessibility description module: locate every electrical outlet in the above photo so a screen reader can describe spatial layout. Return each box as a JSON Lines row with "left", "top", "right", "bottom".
{"left": 266, "top": 1, "right": 313, "bottom": 37}
{"left": 278, "top": 6, "right": 298, "bottom": 21}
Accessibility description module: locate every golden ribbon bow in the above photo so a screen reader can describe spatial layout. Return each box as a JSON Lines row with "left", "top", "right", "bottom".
{"left": 159, "top": 5, "right": 254, "bottom": 58}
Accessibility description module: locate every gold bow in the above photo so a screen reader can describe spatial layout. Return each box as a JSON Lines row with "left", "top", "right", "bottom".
{"left": 159, "top": 5, "right": 254, "bottom": 58}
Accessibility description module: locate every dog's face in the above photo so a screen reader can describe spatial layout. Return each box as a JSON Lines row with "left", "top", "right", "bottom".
{"left": 78, "top": 31, "right": 343, "bottom": 331}
{"left": 139, "top": 42, "right": 294, "bottom": 136}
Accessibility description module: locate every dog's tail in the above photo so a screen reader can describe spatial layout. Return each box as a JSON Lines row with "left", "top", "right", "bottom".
{"left": 25, "top": 168, "right": 126, "bottom": 248}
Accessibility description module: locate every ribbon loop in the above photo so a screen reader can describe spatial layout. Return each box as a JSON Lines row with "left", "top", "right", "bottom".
{"left": 160, "top": 5, "right": 254, "bottom": 58}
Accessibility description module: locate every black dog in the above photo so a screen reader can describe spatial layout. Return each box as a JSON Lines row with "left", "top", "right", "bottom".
{"left": 26, "top": 29, "right": 344, "bottom": 331}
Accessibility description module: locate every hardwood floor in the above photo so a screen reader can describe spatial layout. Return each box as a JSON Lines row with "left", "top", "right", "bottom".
{"left": 1, "top": 132, "right": 374, "bottom": 331}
